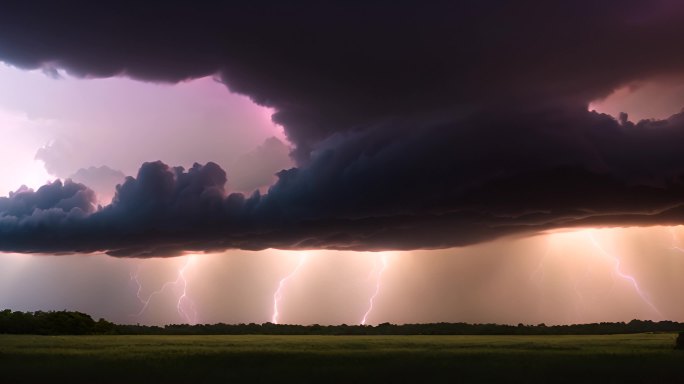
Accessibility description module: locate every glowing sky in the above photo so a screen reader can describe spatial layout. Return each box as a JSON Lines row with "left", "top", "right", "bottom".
{"left": 2, "top": 2, "right": 684, "bottom": 326}
{"left": 0, "top": 63, "right": 291, "bottom": 198}
{"left": 1, "top": 226, "right": 683, "bottom": 325}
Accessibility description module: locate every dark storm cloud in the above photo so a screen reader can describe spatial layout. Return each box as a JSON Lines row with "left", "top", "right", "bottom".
{"left": 2, "top": 1, "right": 684, "bottom": 254}
{"left": 3, "top": 1, "right": 684, "bottom": 158}
{"left": 3, "top": 109, "right": 684, "bottom": 256}
{"left": 0, "top": 179, "right": 95, "bottom": 217}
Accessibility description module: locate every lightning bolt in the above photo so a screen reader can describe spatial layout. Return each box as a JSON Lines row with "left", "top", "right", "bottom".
{"left": 668, "top": 227, "right": 684, "bottom": 253}
{"left": 271, "top": 254, "right": 308, "bottom": 324}
{"left": 176, "top": 257, "right": 198, "bottom": 324}
{"left": 360, "top": 253, "right": 389, "bottom": 325}
{"left": 130, "top": 255, "right": 198, "bottom": 324}
{"left": 587, "top": 232, "right": 662, "bottom": 319}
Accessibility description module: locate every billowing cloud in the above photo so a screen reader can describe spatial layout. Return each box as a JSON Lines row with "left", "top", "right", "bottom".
{"left": 2, "top": 108, "right": 684, "bottom": 256}
{"left": 2, "top": 2, "right": 684, "bottom": 255}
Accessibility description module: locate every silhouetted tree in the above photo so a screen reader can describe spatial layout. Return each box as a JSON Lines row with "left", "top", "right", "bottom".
{"left": 94, "top": 318, "right": 115, "bottom": 334}
{"left": 35, "top": 310, "right": 96, "bottom": 334}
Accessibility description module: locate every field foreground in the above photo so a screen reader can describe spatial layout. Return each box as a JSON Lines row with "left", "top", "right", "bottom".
{"left": 1, "top": 333, "right": 682, "bottom": 383}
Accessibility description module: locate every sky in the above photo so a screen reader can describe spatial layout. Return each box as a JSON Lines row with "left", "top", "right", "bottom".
{"left": 1, "top": 1, "right": 684, "bottom": 326}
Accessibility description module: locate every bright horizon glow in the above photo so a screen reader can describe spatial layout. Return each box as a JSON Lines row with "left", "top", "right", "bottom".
{"left": 2, "top": 226, "right": 683, "bottom": 326}
{"left": 588, "top": 78, "right": 684, "bottom": 122}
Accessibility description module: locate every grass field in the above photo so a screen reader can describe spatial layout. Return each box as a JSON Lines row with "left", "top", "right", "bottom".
{"left": 1, "top": 333, "right": 682, "bottom": 383}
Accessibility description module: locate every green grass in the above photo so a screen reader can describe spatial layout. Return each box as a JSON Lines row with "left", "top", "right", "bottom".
{"left": 1, "top": 334, "right": 682, "bottom": 383}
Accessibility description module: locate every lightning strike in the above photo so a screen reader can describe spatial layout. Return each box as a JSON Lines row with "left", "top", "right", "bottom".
{"left": 360, "top": 253, "right": 389, "bottom": 325}
{"left": 130, "top": 255, "right": 198, "bottom": 324}
{"left": 668, "top": 227, "right": 684, "bottom": 253}
{"left": 587, "top": 232, "right": 662, "bottom": 318}
{"left": 176, "top": 257, "right": 198, "bottom": 324}
{"left": 271, "top": 254, "right": 308, "bottom": 324}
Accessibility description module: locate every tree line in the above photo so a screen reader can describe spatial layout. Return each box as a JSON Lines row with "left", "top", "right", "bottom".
{"left": 1, "top": 309, "right": 684, "bottom": 337}
{"left": 0, "top": 309, "right": 114, "bottom": 335}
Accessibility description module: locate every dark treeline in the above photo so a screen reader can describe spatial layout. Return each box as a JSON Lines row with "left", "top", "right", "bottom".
{"left": 125, "top": 320, "right": 684, "bottom": 336}
{"left": 0, "top": 309, "right": 114, "bottom": 335}
{"left": 2, "top": 309, "right": 684, "bottom": 336}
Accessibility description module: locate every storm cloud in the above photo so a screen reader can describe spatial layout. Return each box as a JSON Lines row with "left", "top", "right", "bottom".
{"left": 1, "top": 107, "right": 684, "bottom": 256}
{"left": 2, "top": 1, "right": 684, "bottom": 254}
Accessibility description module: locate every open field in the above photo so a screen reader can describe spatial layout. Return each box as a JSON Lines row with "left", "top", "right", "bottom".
{"left": 1, "top": 333, "right": 682, "bottom": 383}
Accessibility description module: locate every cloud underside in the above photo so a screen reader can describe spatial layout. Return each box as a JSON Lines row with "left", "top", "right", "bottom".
{"left": 4, "top": 109, "right": 684, "bottom": 256}
{"left": 2, "top": 1, "right": 684, "bottom": 255}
